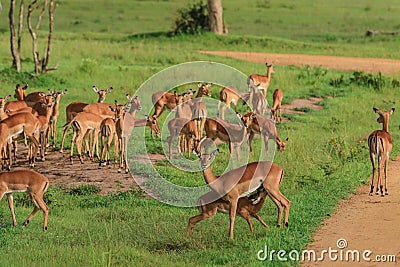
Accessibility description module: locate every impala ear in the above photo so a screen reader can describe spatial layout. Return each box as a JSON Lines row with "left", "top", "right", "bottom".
{"left": 24, "top": 84, "right": 29, "bottom": 89}
{"left": 92, "top": 86, "right": 99, "bottom": 93}
{"left": 373, "top": 107, "right": 378, "bottom": 113}
{"left": 390, "top": 108, "right": 395, "bottom": 114}
{"left": 192, "top": 149, "right": 200, "bottom": 157}
{"left": 5, "top": 95, "right": 11, "bottom": 101}
{"left": 236, "top": 113, "right": 242, "bottom": 119}
{"left": 62, "top": 89, "right": 68, "bottom": 95}
{"left": 106, "top": 87, "right": 113, "bottom": 93}
{"left": 207, "top": 82, "right": 212, "bottom": 87}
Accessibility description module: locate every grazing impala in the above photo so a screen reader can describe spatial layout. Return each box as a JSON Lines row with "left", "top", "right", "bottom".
{"left": 252, "top": 91, "right": 268, "bottom": 115}
{"left": 187, "top": 186, "right": 270, "bottom": 235}
{"left": 204, "top": 114, "right": 248, "bottom": 159}
{"left": 0, "top": 169, "right": 50, "bottom": 231}
{"left": 192, "top": 148, "right": 290, "bottom": 239}
{"left": 133, "top": 115, "right": 161, "bottom": 139}
{"left": 243, "top": 112, "right": 288, "bottom": 153}
{"left": 368, "top": 107, "right": 395, "bottom": 196}
{"left": 60, "top": 86, "right": 113, "bottom": 152}
{"left": 4, "top": 84, "right": 29, "bottom": 112}
{"left": 247, "top": 62, "right": 275, "bottom": 105}
{"left": 271, "top": 89, "right": 283, "bottom": 122}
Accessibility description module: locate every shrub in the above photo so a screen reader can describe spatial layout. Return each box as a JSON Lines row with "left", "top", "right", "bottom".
{"left": 69, "top": 184, "right": 102, "bottom": 196}
{"left": 172, "top": 1, "right": 209, "bottom": 35}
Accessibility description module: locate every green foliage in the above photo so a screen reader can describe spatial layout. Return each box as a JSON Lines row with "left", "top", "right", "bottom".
{"left": 0, "top": 68, "right": 69, "bottom": 88}
{"left": 172, "top": 1, "right": 210, "bottom": 35}
{"left": 69, "top": 184, "right": 102, "bottom": 196}
{"left": 330, "top": 71, "right": 400, "bottom": 91}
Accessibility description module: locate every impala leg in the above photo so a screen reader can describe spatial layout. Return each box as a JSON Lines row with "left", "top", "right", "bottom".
{"left": 369, "top": 152, "right": 376, "bottom": 195}
{"left": 251, "top": 213, "right": 269, "bottom": 229}
{"left": 6, "top": 193, "right": 17, "bottom": 227}
{"left": 377, "top": 158, "right": 384, "bottom": 196}
{"left": 248, "top": 131, "right": 254, "bottom": 152}
{"left": 70, "top": 128, "right": 77, "bottom": 164}
{"left": 240, "top": 210, "right": 254, "bottom": 233}
{"left": 228, "top": 196, "right": 239, "bottom": 239}
{"left": 60, "top": 124, "right": 69, "bottom": 153}
{"left": 187, "top": 206, "right": 218, "bottom": 235}
{"left": 384, "top": 157, "right": 389, "bottom": 195}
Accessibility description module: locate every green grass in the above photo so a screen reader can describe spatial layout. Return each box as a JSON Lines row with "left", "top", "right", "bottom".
{"left": 0, "top": 0, "right": 400, "bottom": 266}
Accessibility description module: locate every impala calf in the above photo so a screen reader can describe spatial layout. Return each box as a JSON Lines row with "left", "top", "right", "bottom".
{"left": 368, "top": 107, "right": 394, "bottom": 196}
{"left": 0, "top": 169, "right": 49, "bottom": 231}
{"left": 271, "top": 89, "right": 283, "bottom": 122}
{"left": 193, "top": 148, "right": 290, "bottom": 239}
{"left": 187, "top": 186, "right": 269, "bottom": 235}
{"left": 99, "top": 117, "right": 116, "bottom": 168}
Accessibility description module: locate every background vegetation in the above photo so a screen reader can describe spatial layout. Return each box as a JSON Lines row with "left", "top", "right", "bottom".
{"left": 0, "top": 0, "right": 399, "bottom": 266}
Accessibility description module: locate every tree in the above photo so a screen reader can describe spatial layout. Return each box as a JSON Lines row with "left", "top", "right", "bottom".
{"left": 207, "top": 0, "right": 227, "bottom": 35}
{"left": 27, "top": 0, "right": 59, "bottom": 74}
{"left": 8, "top": 0, "right": 59, "bottom": 74}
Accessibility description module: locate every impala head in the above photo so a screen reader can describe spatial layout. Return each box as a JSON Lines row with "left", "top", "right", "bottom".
{"left": 0, "top": 95, "right": 11, "bottom": 108}
{"left": 373, "top": 107, "right": 395, "bottom": 124}
{"left": 40, "top": 94, "right": 54, "bottom": 110}
{"left": 93, "top": 86, "right": 113, "bottom": 103}
{"left": 175, "top": 92, "right": 184, "bottom": 106}
{"left": 277, "top": 137, "right": 289, "bottom": 151}
{"left": 193, "top": 148, "right": 219, "bottom": 171}
{"left": 265, "top": 62, "right": 274, "bottom": 74}
{"left": 110, "top": 101, "right": 126, "bottom": 120}
{"left": 184, "top": 89, "right": 195, "bottom": 101}
{"left": 126, "top": 94, "right": 142, "bottom": 112}
{"left": 14, "top": 83, "right": 28, "bottom": 100}
{"left": 48, "top": 89, "right": 67, "bottom": 104}
{"left": 197, "top": 83, "right": 212, "bottom": 97}
{"left": 145, "top": 115, "right": 161, "bottom": 135}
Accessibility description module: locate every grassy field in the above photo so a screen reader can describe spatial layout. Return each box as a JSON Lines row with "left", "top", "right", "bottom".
{"left": 0, "top": 1, "right": 400, "bottom": 266}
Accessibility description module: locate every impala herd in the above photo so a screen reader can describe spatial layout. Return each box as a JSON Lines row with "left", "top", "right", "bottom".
{"left": 0, "top": 62, "right": 395, "bottom": 240}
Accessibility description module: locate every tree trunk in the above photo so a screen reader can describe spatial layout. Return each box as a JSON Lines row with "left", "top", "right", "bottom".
{"left": 9, "top": 0, "right": 23, "bottom": 72}
{"left": 207, "top": 0, "right": 226, "bottom": 35}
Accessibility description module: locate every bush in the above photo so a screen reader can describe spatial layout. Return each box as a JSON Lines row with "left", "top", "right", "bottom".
{"left": 172, "top": 1, "right": 210, "bottom": 35}
{"left": 69, "top": 184, "right": 102, "bottom": 196}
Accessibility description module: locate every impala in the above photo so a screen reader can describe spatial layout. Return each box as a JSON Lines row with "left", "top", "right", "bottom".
{"left": 116, "top": 95, "right": 142, "bottom": 173}
{"left": 36, "top": 95, "right": 54, "bottom": 160}
{"left": 60, "top": 86, "right": 113, "bottom": 152}
{"left": 252, "top": 91, "right": 268, "bottom": 115}
{"left": 167, "top": 117, "right": 198, "bottom": 158}
{"left": 368, "top": 107, "right": 395, "bottom": 196}
{"left": 0, "top": 169, "right": 50, "bottom": 231}
{"left": 271, "top": 89, "right": 283, "bottom": 122}
{"left": 152, "top": 91, "right": 180, "bottom": 118}
{"left": 68, "top": 111, "right": 104, "bottom": 164}
{"left": 187, "top": 186, "right": 269, "bottom": 235}
{"left": 247, "top": 62, "right": 275, "bottom": 105}
{"left": 133, "top": 115, "right": 161, "bottom": 139}
{"left": 243, "top": 112, "right": 288, "bottom": 153}
{"left": 204, "top": 114, "right": 248, "bottom": 159}
{"left": 0, "top": 112, "right": 40, "bottom": 167}
{"left": 193, "top": 148, "right": 290, "bottom": 239}
{"left": 3, "top": 84, "right": 29, "bottom": 112}
{"left": 217, "top": 86, "right": 246, "bottom": 120}
{"left": 48, "top": 89, "right": 67, "bottom": 147}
